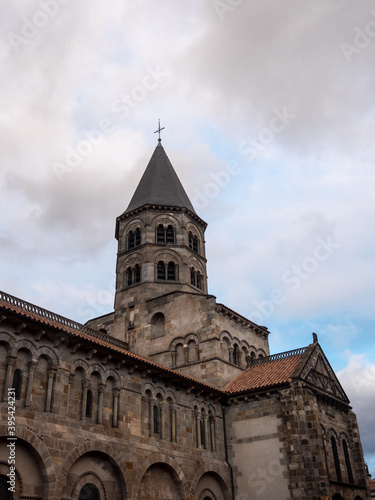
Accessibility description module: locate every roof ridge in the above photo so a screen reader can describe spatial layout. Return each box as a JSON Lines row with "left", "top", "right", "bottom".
{"left": 247, "top": 346, "right": 308, "bottom": 367}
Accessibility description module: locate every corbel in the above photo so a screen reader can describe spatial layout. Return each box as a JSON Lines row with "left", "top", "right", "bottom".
{"left": 86, "top": 349, "right": 97, "bottom": 360}
{"left": 34, "top": 329, "right": 46, "bottom": 341}
{"left": 141, "top": 369, "right": 151, "bottom": 378}
{"left": 71, "top": 343, "right": 81, "bottom": 354}
{"left": 15, "top": 322, "right": 27, "bottom": 334}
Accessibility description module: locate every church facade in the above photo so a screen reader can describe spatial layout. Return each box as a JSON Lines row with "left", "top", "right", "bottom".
{"left": 0, "top": 140, "right": 370, "bottom": 499}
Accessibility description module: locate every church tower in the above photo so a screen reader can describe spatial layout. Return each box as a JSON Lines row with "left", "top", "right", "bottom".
{"left": 86, "top": 136, "right": 269, "bottom": 386}
{"left": 114, "top": 139, "right": 208, "bottom": 309}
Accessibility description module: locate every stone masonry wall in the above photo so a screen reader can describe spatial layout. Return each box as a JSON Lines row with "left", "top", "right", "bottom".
{"left": 0, "top": 318, "right": 231, "bottom": 500}
{"left": 225, "top": 383, "right": 370, "bottom": 500}
{"left": 279, "top": 382, "right": 370, "bottom": 500}
{"left": 87, "top": 290, "right": 269, "bottom": 388}
{"left": 225, "top": 392, "right": 290, "bottom": 500}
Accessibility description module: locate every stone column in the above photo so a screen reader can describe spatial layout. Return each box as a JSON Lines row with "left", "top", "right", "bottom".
{"left": 210, "top": 417, "right": 216, "bottom": 451}
{"left": 183, "top": 344, "right": 189, "bottom": 364}
{"left": 203, "top": 414, "right": 209, "bottom": 449}
{"left": 45, "top": 369, "right": 56, "bottom": 412}
{"left": 97, "top": 383, "right": 105, "bottom": 424}
{"left": 171, "top": 350, "right": 177, "bottom": 368}
{"left": 228, "top": 346, "right": 234, "bottom": 364}
{"left": 160, "top": 401, "right": 166, "bottom": 439}
{"left": 195, "top": 409, "right": 202, "bottom": 448}
{"left": 112, "top": 387, "right": 120, "bottom": 427}
{"left": 237, "top": 349, "right": 242, "bottom": 367}
{"left": 81, "top": 378, "right": 89, "bottom": 420}
{"left": 3, "top": 356, "right": 16, "bottom": 401}
{"left": 66, "top": 373, "right": 74, "bottom": 415}
{"left": 171, "top": 404, "right": 177, "bottom": 443}
{"left": 149, "top": 397, "right": 156, "bottom": 436}
{"left": 25, "top": 359, "right": 37, "bottom": 407}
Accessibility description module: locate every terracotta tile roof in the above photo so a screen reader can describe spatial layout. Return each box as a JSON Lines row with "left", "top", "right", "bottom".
{"left": 369, "top": 478, "right": 375, "bottom": 491}
{"left": 0, "top": 291, "right": 222, "bottom": 395}
{"left": 224, "top": 349, "right": 307, "bottom": 394}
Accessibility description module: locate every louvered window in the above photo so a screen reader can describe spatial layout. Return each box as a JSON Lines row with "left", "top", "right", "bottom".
{"left": 157, "top": 225, "right": 165, "bottom": 243}
{"left": 134, "top": 264, "right": 141, "bottom": 283}
{"left": 167, "top": 262, "right": 176, "bottom": 280}
{"left": 157, "top": 261, "right": 165, "bottom": 280}
{"left": 166, "top": 225, "right": 174, "bottom": 244}
{"left": 135, "top": 228, "right": 141, "bottom": 246}
{"left": 190, "top": 268, "right": 196, "bottom": 286}
{"left": 128, "top": 231, "right": 135, "bottom": 249}
{"left": 127, "top": 267, "right": 133, "bottom": 286}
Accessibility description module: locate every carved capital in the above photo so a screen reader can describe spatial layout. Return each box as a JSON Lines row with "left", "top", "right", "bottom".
{"left": 82, "top": 378, "right": 89, "bottom": 389}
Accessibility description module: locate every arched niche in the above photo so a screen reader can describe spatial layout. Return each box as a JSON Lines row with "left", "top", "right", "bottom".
{"left": 66, "top": 451, "right": 126, "bottom": 500}
{"left": 150, "top": 313, "right": 165, "bottom": 339}
{"left": 194, "top": 471, "right": 229, "bottom": 500}
{"left": 137, "top": 462, "right": 185, "bottom": 500}
{"left": 0, "top": 437, "right": 48, "bottom": 499}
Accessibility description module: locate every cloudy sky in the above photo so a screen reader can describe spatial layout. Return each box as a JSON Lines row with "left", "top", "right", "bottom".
{"left": 1, "top": 0, "right": 375, "bottom": 473}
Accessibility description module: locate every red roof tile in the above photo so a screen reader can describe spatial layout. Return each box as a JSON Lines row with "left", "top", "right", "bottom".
{"left": 224, "top": 351, "right": 305, "bottom": 394}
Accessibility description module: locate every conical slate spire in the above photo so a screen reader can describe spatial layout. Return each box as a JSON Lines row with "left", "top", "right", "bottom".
{"left": 124, "top": 142, "right": 196, "bottom": 214}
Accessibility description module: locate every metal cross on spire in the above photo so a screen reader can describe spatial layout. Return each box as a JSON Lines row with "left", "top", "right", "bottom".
{"left": 154, "top": 119, "right": 165, "bottom": 142}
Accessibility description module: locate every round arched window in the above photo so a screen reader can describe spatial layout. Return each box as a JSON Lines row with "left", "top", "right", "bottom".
{"left": 78, "top": 483, "right": 100, "bottom": 500}
{"left": 0, "top": 474, "right": 13, "bottom": 500}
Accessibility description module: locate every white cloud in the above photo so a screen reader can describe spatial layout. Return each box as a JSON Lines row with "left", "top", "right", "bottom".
{"left": 337, "top": 352, "right": 375, "bottom": 474}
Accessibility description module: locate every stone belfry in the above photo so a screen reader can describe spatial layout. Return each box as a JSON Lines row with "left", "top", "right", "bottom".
{"left": 87, "top": 134, "right": 270, "bottom": 381}
{"left": 114, "top": 138, "right": 208, "bottom": 312}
